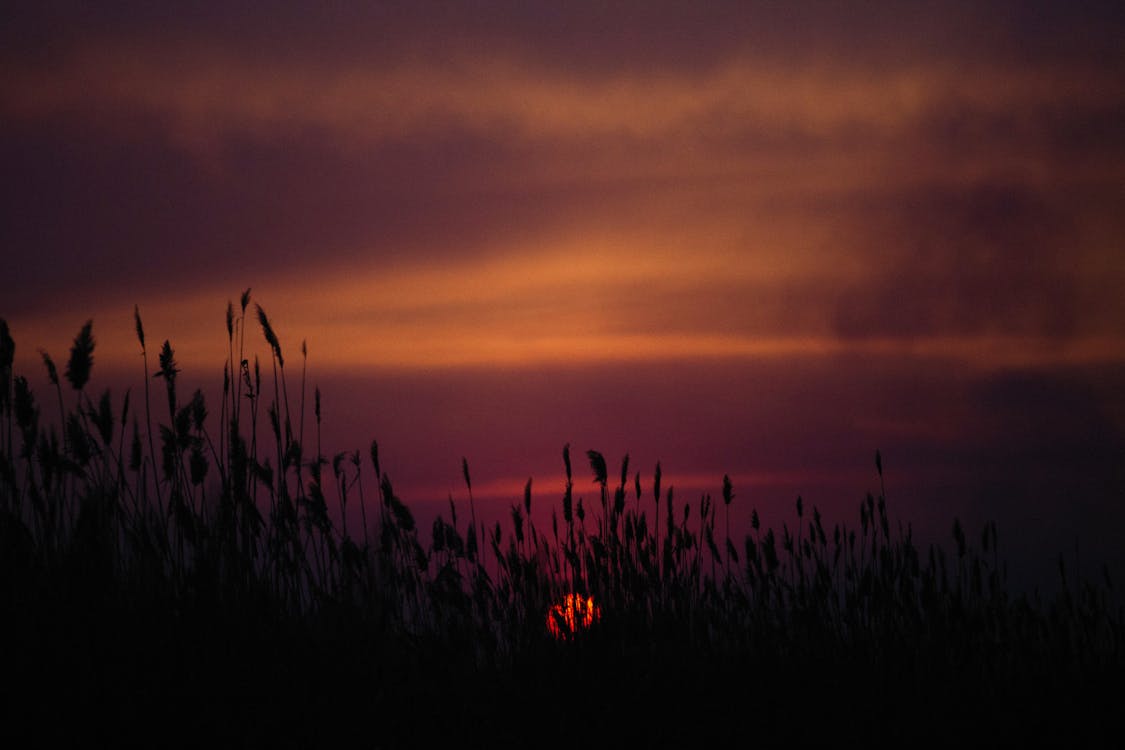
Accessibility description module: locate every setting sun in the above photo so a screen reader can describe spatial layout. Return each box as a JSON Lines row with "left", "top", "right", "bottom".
{"left": 546, "top": 594, "right": 602, "bottom": 640}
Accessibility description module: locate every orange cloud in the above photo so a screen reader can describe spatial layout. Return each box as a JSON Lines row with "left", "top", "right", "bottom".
{"left": 4, "top": 36, "right": 1123, "bottom": 377}
{"left": 7, "top": 239, "right": 1122, "bottom": 379}
{"left": 6, "top": 43, "right": 1121, "bottom": 162}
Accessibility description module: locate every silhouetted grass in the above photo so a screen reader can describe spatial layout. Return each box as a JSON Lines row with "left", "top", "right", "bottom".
{"left": 0, "top": 297, "right": 1122, "bottom": 746}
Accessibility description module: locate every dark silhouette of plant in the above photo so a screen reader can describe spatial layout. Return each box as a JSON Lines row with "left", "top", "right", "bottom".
{"left": 0, "top": 299, "right": 1121, "bottom": 745}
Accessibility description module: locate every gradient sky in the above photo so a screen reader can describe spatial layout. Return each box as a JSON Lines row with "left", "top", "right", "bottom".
{"left": 3, "top": 2, "right": 1124, "bottom": 589}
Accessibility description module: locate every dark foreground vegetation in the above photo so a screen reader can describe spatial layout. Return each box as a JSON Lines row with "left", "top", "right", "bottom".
{"left": 1, "top": 295, "right": 1122, "bottom": 746}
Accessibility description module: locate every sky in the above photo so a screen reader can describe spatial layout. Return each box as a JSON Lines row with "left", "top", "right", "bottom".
{"left": 3, "top": 1, "right": 1124, "bottom": 589}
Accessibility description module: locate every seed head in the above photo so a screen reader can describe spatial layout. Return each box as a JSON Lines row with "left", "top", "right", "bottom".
{"left": 65, "top": 320, "right": 95, "bottom": 391}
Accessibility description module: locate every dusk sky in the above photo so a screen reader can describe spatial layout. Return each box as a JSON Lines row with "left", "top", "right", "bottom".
{"left": 3, "top": 2, "right": 1124, "bottom": 589}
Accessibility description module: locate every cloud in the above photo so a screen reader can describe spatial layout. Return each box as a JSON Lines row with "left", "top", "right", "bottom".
{"left": 2, "top": 3, "right": 1123, "bottom": 373}
{"left": 832, "top": 182, "right": 1080, "bottom": 340}
{"left": 6, "top": 26, "right": 1122, "bottom": 157}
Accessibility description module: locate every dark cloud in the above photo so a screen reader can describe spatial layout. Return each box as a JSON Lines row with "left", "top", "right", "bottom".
{"left": 0, "top": 112, "right": 665, "bottom": 316}
{"left": 917, "top": 96, "right": 1125, "bottom": 168}
{"left": 832, "top": 183, "right": 1079, "bottom": 340}
{"left": 7, "top": 1, "right": 1124, "bottom": 76}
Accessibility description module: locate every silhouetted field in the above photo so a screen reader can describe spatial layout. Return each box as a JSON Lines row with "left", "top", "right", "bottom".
{"left": 1, "top": 297, "right": 1122, "bottom": 746}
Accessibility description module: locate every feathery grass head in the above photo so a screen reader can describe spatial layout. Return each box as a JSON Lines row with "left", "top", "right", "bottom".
{"left": 188, "top": 389, "right": 207, "bottom": 432}
{"left": 65, "top": 320, "right": 95, "bottom": 391}
{"left": 133, "top": 305, "right": 145, "bottom": 350}
{"left": 0, "top": 319, "right": 14, "bottom": 410}
{"left": 190, "top": 442, "right": 208, "bottom": 486}
{"left": 587, "top": 449, "right": 607, "bottom": 487}
{"left": 382, "top": 475, "right": 415, "bottom": 533}
{"left": 256, "top": 304, "right": 283, "bottom": 367}
{"left": 524, "top": 477, "right": 532, "bottom": 516}
{"left": 240, "top": 287, "right": 251, "bottom": 313}
{"left": 154, "top": 340, "right": 179, "bottom": 382}
{"left": 462, "top": 456, "right": 471, "bottom": 492}
{"left": 722, "top": 474, "right": 733, "bottom": 506}
{"left": 562, "top": 443, "right": 572, "bottom": 483}
{"left": 14, "top": 375, "right": 37, "bottom": 432}
{"left": 39, "top": 350, "right": 59, "bottom": 386}
{"left": 511, "top": 504, "right": 524, "bottom": 544}
{"left": 91, "top": 389, "right": 113, "bottom": 445}
{"left": 370, "top": 439, "right": 381, "bottom": 479}
{"left": 226, "top": 301, "right": 234, "bottom": 340}
{"left": 155, "top": 340, "right": 179, "bottom": 420}
{"left": 0, "top": 318, "right": 13, "bottom": 369}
